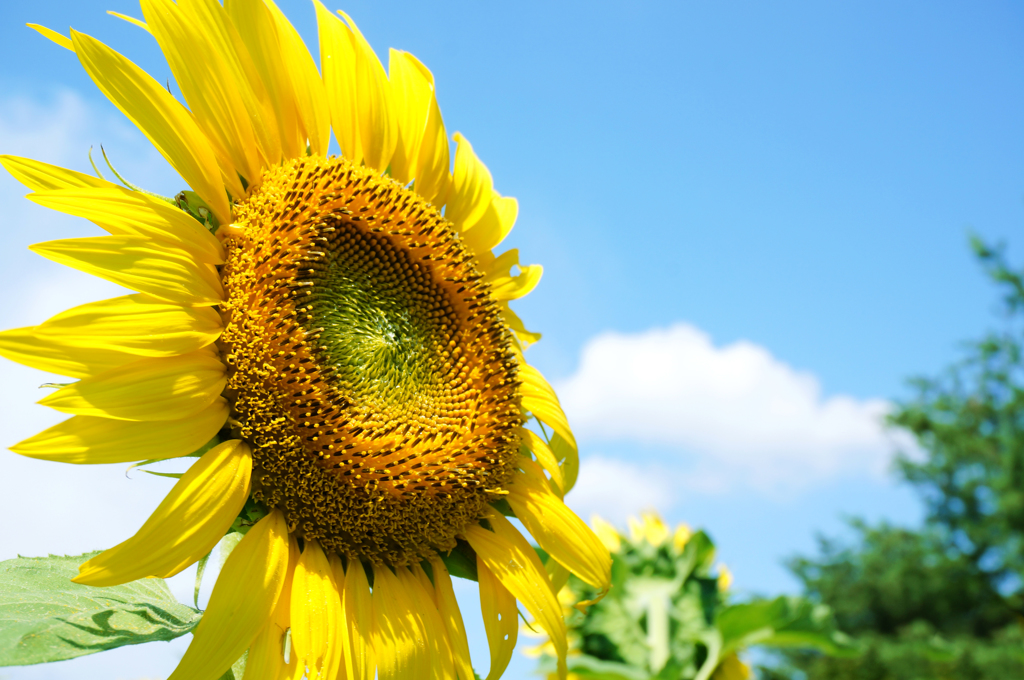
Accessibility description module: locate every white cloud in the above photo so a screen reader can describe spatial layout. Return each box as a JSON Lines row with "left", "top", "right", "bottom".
{"left": 557, "top": 324, "right": 909, "bottom": 493}
{"left": 0, "top": 89, "right": 170, "bottom": 177}
{"left": 563, "top": 456, "right": 676, "bottom": 524}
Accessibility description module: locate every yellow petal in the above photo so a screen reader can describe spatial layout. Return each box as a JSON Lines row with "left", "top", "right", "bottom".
{"left": 244, "top": 537, "right": 300, "bottom": 680}
{"left": 0, "top": 155, "right": 112, "bottom": 191}
{"left": 465, "top": 511, "right": 568, "bottom": 680}
{"left": 29, "top": 235, "right": 224, "bottom": 306}
{"left": 590, "top": 516, "right": 623, "bottom": 553}
{"left": 266, "top": 0, "right": 331, "bottom": 158}
{"left": 545, "top": 556, "right": 572, "bottom": 596}
{"left": 508, "top": 459, "right": 611, "bottom": 591}
{"left": 406, "top": 565, "right": 456, "bottom": 680}
{"left": 520, "top": 429, "right": 564, "bottom": 496}
{"left": 38, "top": 349, "right": 226, "bottom": 421}
{"left": 141, "top": 0, "right": 271, "bottom": 187}
{"left": 492, "top": 263, "right": 541, "bottom": 302}
{"left": 70, "top": 29, "right": 230, "bottom": 225}
{"left": 184, "top": 0, "right": 282, "bottom": 170}
{"left": 713, "top": 654, "right": 753, "bottom": 680}
{"left": 551, "top": 433, "right": 579, "bottom": 493}
{"left": 476, "top": 557, "right": 518, "bottom": 680}
{"left": 35, "top": 294, "right": 222, "bottom": 358}
{"left": 11, "top": 398, "right": 228, "bottom": 464}
{"left": 519, "top": 363, "right": 579, "bottom": 491}
{"left": 646, "top": 513, "right": 670, "bottom": 545}
{"left": 0, "top": 157, "right": 152, "bottom": 240}
{"left": 463, "top": 195, "right": 518, "bottom": 257}
{"left": 225, "top": 0, "right": 329, "bottom": 160}
{"left": 335, "top": 556, "right": 374, "bottom": 680}
{"left": 673, "top": 523, "right": 693, "bottom": 552}
{"left": 316, "top": 3, "right": 396, "bottom": 173}
{"left": 339, "top": 10, "right": 397, "bottom": 173}
{"left": 501, "top": 306, "right": 541, "bottom": 348}
{"left": 168, "top": 509, "right": 292, "bottom": 680}
{"left": 28, "top": 24, "right": 73, "bottom": 51}
{"left": 0, "top": 327, "right": 135, "bottom": 379}
{"left": 314, "top": 0, "right": 357, "bottom": 162}
{"left": 372, "top": 565, "right": 429, "bottom": 680}
{"left": 717, "top": 564, "right": 733, "bottom": 592}
{"left": 388, "top": 50, "right": 432, "bottom": 184}
{"left": 107, "top": 11, "right": 151, "bottom": 33}
{"left": 29, "top": 187, "right": 225, "bottom": 264}
{"left": 629, "top": 512, "right": 669, "bottom": 546}
{"left": 75, "top": 439, "right": 251, "bottom": 585}
{"left": 483, "top": 248, "right": 542, "bottom": 302}
{"left": 291, "top": 540, "right": 342, "bottom": 680}
{"left": 414, "top": 86, "right": 450, "bottom": 207}
{"left": 427, "top": 556, "right": 475, "bottom": 680}
{"left": 520, "top": 363, "right": 576, "bottom": 451}
{"left": 445, "top": 133, "right": 494, "bottom": 232}
{"left": 225, "top": 0, "right": 299, "bottom": 159}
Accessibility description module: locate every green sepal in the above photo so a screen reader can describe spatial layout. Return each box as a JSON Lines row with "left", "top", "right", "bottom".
{"left": 99, "top": 145, "right": 175, "bottom": 205}
{"left": 194, "top": 550, "right": 211, "bottom": 609}
{"left": 140, "top": 470, "right": 184, "bottom": 479}
{"left": 229, "top": 497, "right": 269, "bottom": 536}
{"left": 187, "top": 432, "right": 224, "bottom": 458}
{"left": 440, "top": 539, "right": 479, "bottom": 582}
{"left": 124, "top": 433, "right": 224, "bottom": 478}
{"left": 0, "top": 552, "right": 200, "bottom": 667}
{"left": 490, "top": 498, "right": 515, "bottom": 518}
{"left": 176, "top": 190, "right": 220, "bottom": 233}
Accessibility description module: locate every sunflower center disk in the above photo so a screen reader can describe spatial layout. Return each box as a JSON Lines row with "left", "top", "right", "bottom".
{"left": 221, "top": 156, "right": 522, "bottom": 565}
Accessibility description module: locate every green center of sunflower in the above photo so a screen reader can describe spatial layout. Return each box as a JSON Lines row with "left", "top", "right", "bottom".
{"left": 311, "top": 219, "right": 456, "bottom": 421}
{"left": 220, "top": 156, "right": 522, "bottom": 566}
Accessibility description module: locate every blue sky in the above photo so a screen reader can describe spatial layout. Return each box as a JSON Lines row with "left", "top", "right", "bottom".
{"left": 1, "top": 1, "right": 1023, "bottom": 678}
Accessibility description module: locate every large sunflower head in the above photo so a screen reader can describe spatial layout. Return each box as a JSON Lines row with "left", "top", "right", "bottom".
{"left": 1, "top": 2, "right": 610, "bottom": 679}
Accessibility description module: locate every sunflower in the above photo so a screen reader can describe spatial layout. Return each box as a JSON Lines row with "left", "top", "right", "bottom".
{"left": 528, "top": 513, "right": 750, "bottom": 680}
{"left": 0, "top": 2, "right": 611, "bottom": 679}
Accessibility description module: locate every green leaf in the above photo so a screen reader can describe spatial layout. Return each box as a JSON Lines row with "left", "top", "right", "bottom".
{"left": 716, "top": 595, "right": 860, "bottom": 659}
{"left": 538, "top": 653, "right": 649, "bottom": 680}
{"left": 567, "top": 655, "right": 650, "bottom": 680}
{"left": 0, "top": 552, "right": 201, "bottom": 666}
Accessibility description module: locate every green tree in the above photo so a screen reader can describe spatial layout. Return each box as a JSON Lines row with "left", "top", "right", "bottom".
{"left": 770, "top": 239, "right": 1024, "bottom": 679}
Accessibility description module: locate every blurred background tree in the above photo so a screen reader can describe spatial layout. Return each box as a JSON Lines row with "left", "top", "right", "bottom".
{"left": 765, "top": 239, "right": 1024, "bottom": 679}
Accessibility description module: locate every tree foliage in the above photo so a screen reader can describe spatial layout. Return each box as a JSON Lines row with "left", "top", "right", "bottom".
{"left": 770, "top": 239, "right": 1024, "bottom": 679}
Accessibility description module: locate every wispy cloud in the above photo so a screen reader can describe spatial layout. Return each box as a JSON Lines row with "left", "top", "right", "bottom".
{"left": 557, "top": 324, "right": 910, "bottom": 494}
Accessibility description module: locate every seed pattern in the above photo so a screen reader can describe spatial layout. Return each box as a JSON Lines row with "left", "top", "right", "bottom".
{"left": 220, "top": 156, "right": 522, "bottom": 565}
